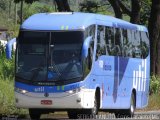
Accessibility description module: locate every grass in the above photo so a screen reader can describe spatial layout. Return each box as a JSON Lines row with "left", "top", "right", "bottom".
{"left": 145, "top": 93, "right": 160, "bottom": 111}
{"left": 0, "top": 79, "right": 28, "bottom": 115}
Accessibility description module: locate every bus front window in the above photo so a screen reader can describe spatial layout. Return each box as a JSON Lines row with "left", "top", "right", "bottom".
{"left": 16, "top": 31, "right": 84, "bottom": 82}
{"left": 48, "top": 32, "right": 83, "bottom": 81}
{"left": 16, "top": 31, "right": 49, "bottom": 81}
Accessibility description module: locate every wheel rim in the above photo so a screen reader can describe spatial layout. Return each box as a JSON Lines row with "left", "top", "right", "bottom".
{"left": 130, "top": 94, "right": 135, "bottom": 116}
{"left": 92, "top": 96, "right": 98, "bottom": 115}
{"left": 131, "top": 99, "right": 134, "bottom": 113}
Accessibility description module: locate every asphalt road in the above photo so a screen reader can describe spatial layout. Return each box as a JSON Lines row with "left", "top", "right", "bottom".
{"left": 40, "top": 111, "right": 160, "bottom": 120}
{"left": 1, "top": 111, "right": 160, "bottom": 120}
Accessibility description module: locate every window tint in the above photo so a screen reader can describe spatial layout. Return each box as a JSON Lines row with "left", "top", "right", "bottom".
{"left": 105, "top": 27, "right": 122, "bottom": 56}
{"left": 140, "top": 32, "right": 149, "bottom": 58}
{"left": 19, "top": 31, "right": 49, "bottom": 44}
{"left": 85, "top": 25, "right": 95, "bottom": 38}
{"left": 115, "top": 28, "right": 122, "bottom": 56}
{"left": 96, "top": 26, "right": 106, "bottom": 59}
{"left": 95, "top": 25, "right": 149, "bottom": 59}
{"left": 125, "top": 30, "right": 133, "bottom": 57}
{"left": 51, "top": 31, "right": 84, "bottom": 44}
{"left": 132, "top": 30, "right": 141, "bottom": 58}
{"left": 122, "top": 29, "right": 130, "bottom": 57}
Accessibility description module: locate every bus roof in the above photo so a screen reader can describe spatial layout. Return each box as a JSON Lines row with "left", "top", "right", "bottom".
{"left": 21, "top": 12, "right": 148, "bottom": 32}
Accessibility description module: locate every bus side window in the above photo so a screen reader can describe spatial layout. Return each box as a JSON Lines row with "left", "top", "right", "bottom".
{"left": 96, "top": 26, "right": 106, "bottom": 59}
{"left": 122, "top": 29, "right": 128, "bottom": 57}
{"left": 105, "top": 27, "right": 111, "bottom": 55}
{"left": 89, "top": 25, "right": 96, "bottom": 38}
{"left": 140, "top": 32, "right": 149, "bottom": 58}
{"left": 127, "top": 30, "right": 133, "bottom": 57}
{"left": 132, "top": 30, "right": 141, "bottom": 58}
{"left": 114, "top": 28, "right": 122, "bottom": 56}
{"left": 105, "top": 27, "right": 116, "bottom": 56}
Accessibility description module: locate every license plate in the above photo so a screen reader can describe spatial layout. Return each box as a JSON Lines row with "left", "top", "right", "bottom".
{"left": 41, "top": 100, "right": 52, "bottom": 105}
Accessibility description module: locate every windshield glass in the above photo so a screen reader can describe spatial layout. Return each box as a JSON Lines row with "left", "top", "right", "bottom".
{"left": 48, "top": 32, "right": 83, "bottom": 81}
{"left": 16, "top": 31, "right": 84, "bottom": 82}
{"left": 16, "top": 31, "right": 49, "bottom": 81}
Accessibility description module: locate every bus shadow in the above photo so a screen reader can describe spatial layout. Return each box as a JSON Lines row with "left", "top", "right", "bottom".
{"left": 40, "top": 118, "right": 68, "bottom": 120}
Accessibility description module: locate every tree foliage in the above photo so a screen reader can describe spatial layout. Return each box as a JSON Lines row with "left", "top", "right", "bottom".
{"left": 148, "top": 0, "right": 160, "bottom": 75}
{"left": 54, "top": 0, "right": 71, "bottom": 12}
{"left": 80, "top": 1, "right": 101, "bottom": 13}
{"left": 23, "top": 2, "right": 53, "bottom": 20}
{"left": 0, "top": 0, "right": 7, "bottom": 10}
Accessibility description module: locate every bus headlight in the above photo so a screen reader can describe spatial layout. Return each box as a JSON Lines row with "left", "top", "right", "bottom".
{"left": 66, "top": 87, "right": 83, "bottom": 94}
{"left": 15, "top": 87, "right": 28, "bottom": 94}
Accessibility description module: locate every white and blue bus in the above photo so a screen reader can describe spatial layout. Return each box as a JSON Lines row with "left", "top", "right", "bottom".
{"left": 6, "top": 12, "right": 150, "bottom": 119}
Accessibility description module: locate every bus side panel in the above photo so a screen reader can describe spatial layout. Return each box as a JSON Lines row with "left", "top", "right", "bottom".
{"left": 91, "top": 55, "right": 149, "bottom": 109}
{"left": 92, "top": 56, "right": 132, "bottom": 109}
{"left": 141, "top": 56, "right": 150, "bottom": 108}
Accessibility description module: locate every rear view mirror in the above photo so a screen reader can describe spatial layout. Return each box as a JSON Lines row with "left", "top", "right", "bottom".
{"left": 82, "top": 36, "right": 94, "bottom": 70}
{"left": 82, "top": 36, "right": 93, "bottom": 58}
{"left": 6, "top": 38, "right": 16, "bottom": 59}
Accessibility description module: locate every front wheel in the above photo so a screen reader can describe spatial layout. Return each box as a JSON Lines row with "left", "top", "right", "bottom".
{"left": 87, "top": 93, "right": 99, "bottom": 119}
{"left": 29, "top": 109, "right": 41, "bottom": 120}
{"left": 68, "top": 94, "right": 99, "bottom": 119}
{"left": 67, "top": 110, "right": 79, "bottom": 119}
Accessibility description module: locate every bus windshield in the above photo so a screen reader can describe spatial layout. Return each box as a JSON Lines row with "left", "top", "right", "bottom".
{"left": 16, "top": 31, "right": 84, "bottom": 82}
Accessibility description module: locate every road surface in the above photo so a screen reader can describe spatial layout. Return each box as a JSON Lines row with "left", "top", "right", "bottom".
{"left": 40, "top": 111, "right": 160, "bottom": 120}
{"left": 1, "top": 111, "right": 160, "bottom": 120}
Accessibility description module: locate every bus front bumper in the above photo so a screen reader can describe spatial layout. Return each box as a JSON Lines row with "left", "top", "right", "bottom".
{"left": 15, "top": 89, "right": 95, "bottom": 109}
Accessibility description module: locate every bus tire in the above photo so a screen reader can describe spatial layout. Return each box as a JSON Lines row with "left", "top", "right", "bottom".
{"left": 115, "top": 92, "right": 135, "bottom": 118}
{"left": 88, "top": 92, "right": 99, "bottom": 118}
{"left": 127, "top": 92, "right": 136, "bottom": 117}
{"left": 29, "top": 109, "right": 41, "bottom": 120}
{"left": 67, "top": 110, "right": 79, "bottom": 119}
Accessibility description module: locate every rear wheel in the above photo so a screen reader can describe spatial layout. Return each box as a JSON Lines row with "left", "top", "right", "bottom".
{"left": 29, "top": 109, "right": 41, "bottom": 120}
{"left": 115, "top": 93, "right": 135, "bottom": 118}
{"left": 127, "top": 92, "right": 136, "bottom": 117}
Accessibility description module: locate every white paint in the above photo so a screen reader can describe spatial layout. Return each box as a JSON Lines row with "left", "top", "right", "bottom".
{"left": 99, "top": 60, "right": 104, "bottom": 68}
{"left": 133, "top": 60, "right": 147, "bottom": 92}
{"left": 15, "top": 89, "right": 95, "bottom": 109}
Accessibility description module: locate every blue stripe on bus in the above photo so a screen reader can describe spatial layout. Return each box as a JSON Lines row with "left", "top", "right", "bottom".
{"left": 119, "top": 57, "right": 129, "bottom": 85}
{"left": 113, "top": 57, "right": 129, "bottom": 103}
{"left": 15, "top": 81, "right": 83, "bottom": 93}
{"left": 113, "top": 57, "right": 118, "bottom": 103}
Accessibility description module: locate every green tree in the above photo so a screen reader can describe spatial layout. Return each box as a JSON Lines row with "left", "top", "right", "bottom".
{"left": 80, "top": 1, "right": 101, "bottom": 13}
{"left": 0, "top": 0, "right": 7, "bottom": 10}
{"left": 107, "top": 0, "right": 141, "bottom": 23}
{"left": 23, "top": 2, "right": 53, "bottom": 20}
{"left": 14, "top": 0, "right": 39, "bottom": 24}
{"left": 54, "top": 0, "right": 71, "bottom": 11}
{"left": 148, "top": 0, "right": 160, "bottom": 75}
